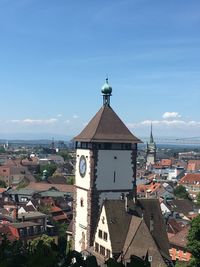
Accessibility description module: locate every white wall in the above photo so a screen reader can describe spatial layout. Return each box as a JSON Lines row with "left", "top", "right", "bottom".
{"left": 93, "top": 205, "right": 112, "bottom": 257}
{"left": 96, "top": 150, "right": 133, "bottom": 190}
{"left": 74, "top": 187, "right": 89, "bottom": 252}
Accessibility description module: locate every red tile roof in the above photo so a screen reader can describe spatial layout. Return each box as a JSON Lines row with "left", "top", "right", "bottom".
{"left": 52, "top": 214, "right": 68, "bottom": 221}
{"left": 0, "top": 188, "right": 6, "bottom": 193}
{"left": 51, "top": 206, "right": 62, "bottom": 213}
{"left": 161, "top": 159, "right": 172, "bottom": 166}
{"left": 0, "top": 225, "right": 19, "bottom": 241}
{"left": 169, "top": 226, "right": 189, "bottom": 248}
{"left": 137, "top": 182, "right": 161, "bottom": 194}
{"left": 179, "top": 173, "right": 200, "bottom": 185}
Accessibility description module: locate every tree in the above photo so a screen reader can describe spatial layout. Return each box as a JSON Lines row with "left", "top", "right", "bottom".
{"left": 175, "top": 261, "right": 189, "bottom": 267}
{"left": 174, "top": 185, "right": 189, "bottom": 199}
{"left": 196, "top": 192, "right": 200, "bottom": 205}
{"left": 28, "top": 235, "right": 58, "bottom": 267}
{"left": 0, "top": 179, "right": 7, "bottom": 188}
{"left": 40, "top": 163, "right": 57, "bottom": 178}
{"left": 187, "top": 215, "right": 200, "bottom": 267}
{"left": 57, "top": 150, "right": 71, "bottom": 161}
{"left": 0, "top": 146, "right": 6, "bottom": 153}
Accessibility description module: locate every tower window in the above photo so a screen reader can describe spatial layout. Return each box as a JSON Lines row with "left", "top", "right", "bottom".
{"left": 80, "top": 198, "right": 84, "bottom": 207}
{"left": 113, "top": 171, "right": 116, "bottom": 183}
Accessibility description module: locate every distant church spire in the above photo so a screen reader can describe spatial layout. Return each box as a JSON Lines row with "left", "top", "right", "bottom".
{"left": 146, "top": 122, "right": 156, "bottom": 168}
{"left": 150, "top": 122, "right": 154, "bottom": 143}
{"left": 101, "top": 78, "right": 112, "bottom": 106}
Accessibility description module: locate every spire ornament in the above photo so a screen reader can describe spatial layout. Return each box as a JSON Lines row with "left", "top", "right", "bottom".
{"left": 101, "top": 78, "right": 112, "bottom": 106}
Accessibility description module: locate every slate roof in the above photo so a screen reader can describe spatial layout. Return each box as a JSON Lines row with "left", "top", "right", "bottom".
{"left": 18, "top": 211, "right": 46, "bottom": 220}
{"left": 74, "top": 105, "right": 141, "bottom": 143}
{"left": 166, "top": 199, "right": 200, "bottom": 215}
{"left": 104, "top": 200, "right": 132, "bottom": 253}
{"left": 103, "top": 199, "right": 170, "bottom": 259}
{"left": 137, "top": 199, "right": 170, "bottom": 257}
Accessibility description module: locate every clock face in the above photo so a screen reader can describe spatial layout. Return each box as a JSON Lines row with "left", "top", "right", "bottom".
{"left": 79, "top": 155, "right": 87, "bottom": 177}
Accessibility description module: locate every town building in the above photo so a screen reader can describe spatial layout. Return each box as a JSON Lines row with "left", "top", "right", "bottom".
{"left": 178, "top": 173, "right": 200, "bottom": 200}
{"left": 93, "top": 199, "right": 172, "bottom": 267}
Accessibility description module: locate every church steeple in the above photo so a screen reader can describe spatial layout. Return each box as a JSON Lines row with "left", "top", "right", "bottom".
{"left": 146, "top": 122, "right": 156, "bottom": 167}
{"left": 150, "top": 122, "right": 154, "bottom": 143}
{"left": 101, "top": 78, "right": 112, "bottom": 106}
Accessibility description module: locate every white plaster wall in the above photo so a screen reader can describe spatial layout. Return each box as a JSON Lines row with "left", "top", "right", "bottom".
{"left": 147, "top": 154, "right": 155, "bottom": 165}
{"left": 93, "top": 205, "right": 112, "bottom": 256}
{"left": 96, "top": 150, "right": 133, "bottom": 190}
{"left": 74, "top": 188, "right": 89, "bottom": 251}
{"left": 75, "top": 149, "right": 91, "bottom": 190}
{"left": 167, "top": 169, "right": 177, "bottom": 180}
{"left": 160, "top": 202, "right": 171, "bottom": 214}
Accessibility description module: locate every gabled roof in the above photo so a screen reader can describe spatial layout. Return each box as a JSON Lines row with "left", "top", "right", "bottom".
{"left": 169, "top": 226, "right": 190, "bottom": 248}
{"left": 104, "top": 200, "right": 132, "bottom": 253}
{"left": 74, "top": 105, "right": 141, "bottom": 143}
{"left": 179, "top": 173, "right": 200, "bottom": 185}
{"left": 166, "top": 199, "right": 200, "bottom": 215}
{"left": 102, "top": 199, "right": 170, "bottom": 258}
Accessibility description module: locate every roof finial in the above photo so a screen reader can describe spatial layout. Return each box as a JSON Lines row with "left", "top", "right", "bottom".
{"left": 101, "top": 77, "right": 112, "bottom": 106}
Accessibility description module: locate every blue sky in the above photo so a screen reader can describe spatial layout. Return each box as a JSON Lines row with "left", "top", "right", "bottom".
{"left": 0, "top": 0, "right": 200, "bottom": 140}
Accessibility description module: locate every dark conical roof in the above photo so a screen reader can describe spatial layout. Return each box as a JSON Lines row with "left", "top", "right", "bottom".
{"left": 150, "top": 122, "right": 154, "bottom": 143}
{"left": 74, "top": 105, "right": 142, "bottom": 144}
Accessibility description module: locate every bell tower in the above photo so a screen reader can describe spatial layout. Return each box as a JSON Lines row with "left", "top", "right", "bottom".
{"left": 146, "top": 123, "right": 156, "bottom": 168}
{"left": 73, "top": 80, "right": 141, "bottom": 252}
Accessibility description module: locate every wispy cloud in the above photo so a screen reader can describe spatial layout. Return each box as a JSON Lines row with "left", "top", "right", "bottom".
{"left": 127, "top": 112, "right": 200, "bottom": 130}
{"left": 57, "top": 114, "right": 62, "bottom": 118}
{"left": 73, "top": 114, "right": 79, "bottom": 119}
{"left": 9, "top": 118, "right": 58, "bottom": 125}
{"left": 162, "top": 112, "right": 181, "bottom": 119}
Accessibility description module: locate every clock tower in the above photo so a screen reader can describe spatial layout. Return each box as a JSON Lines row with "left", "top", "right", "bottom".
{"left": 73, "top": 79, "right": 141, "bottom": 252}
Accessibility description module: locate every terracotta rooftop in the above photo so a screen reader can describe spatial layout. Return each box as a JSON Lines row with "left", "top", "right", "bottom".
{"left": 179, "top": 173, "right": 200, "bottom": 185}
{"left": 0, "top": 188, "right": 7, "bottom": 193}
{"left": 161, "top": 159, "right": 172, "bottom": 166}
{"left": 25, "top": 182, "right": 74, "bottom": 193}
{"left": 169, "top": 226, "right": 190, "bottom": 248}
{"left": 137, "top": 182, "right": 161, "bottom": 194}
{"left": 74, "top": 105, "right": 141, "bottom": 143}
{"left": 187, "top": 160, "right": 200, "bottom": 171}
